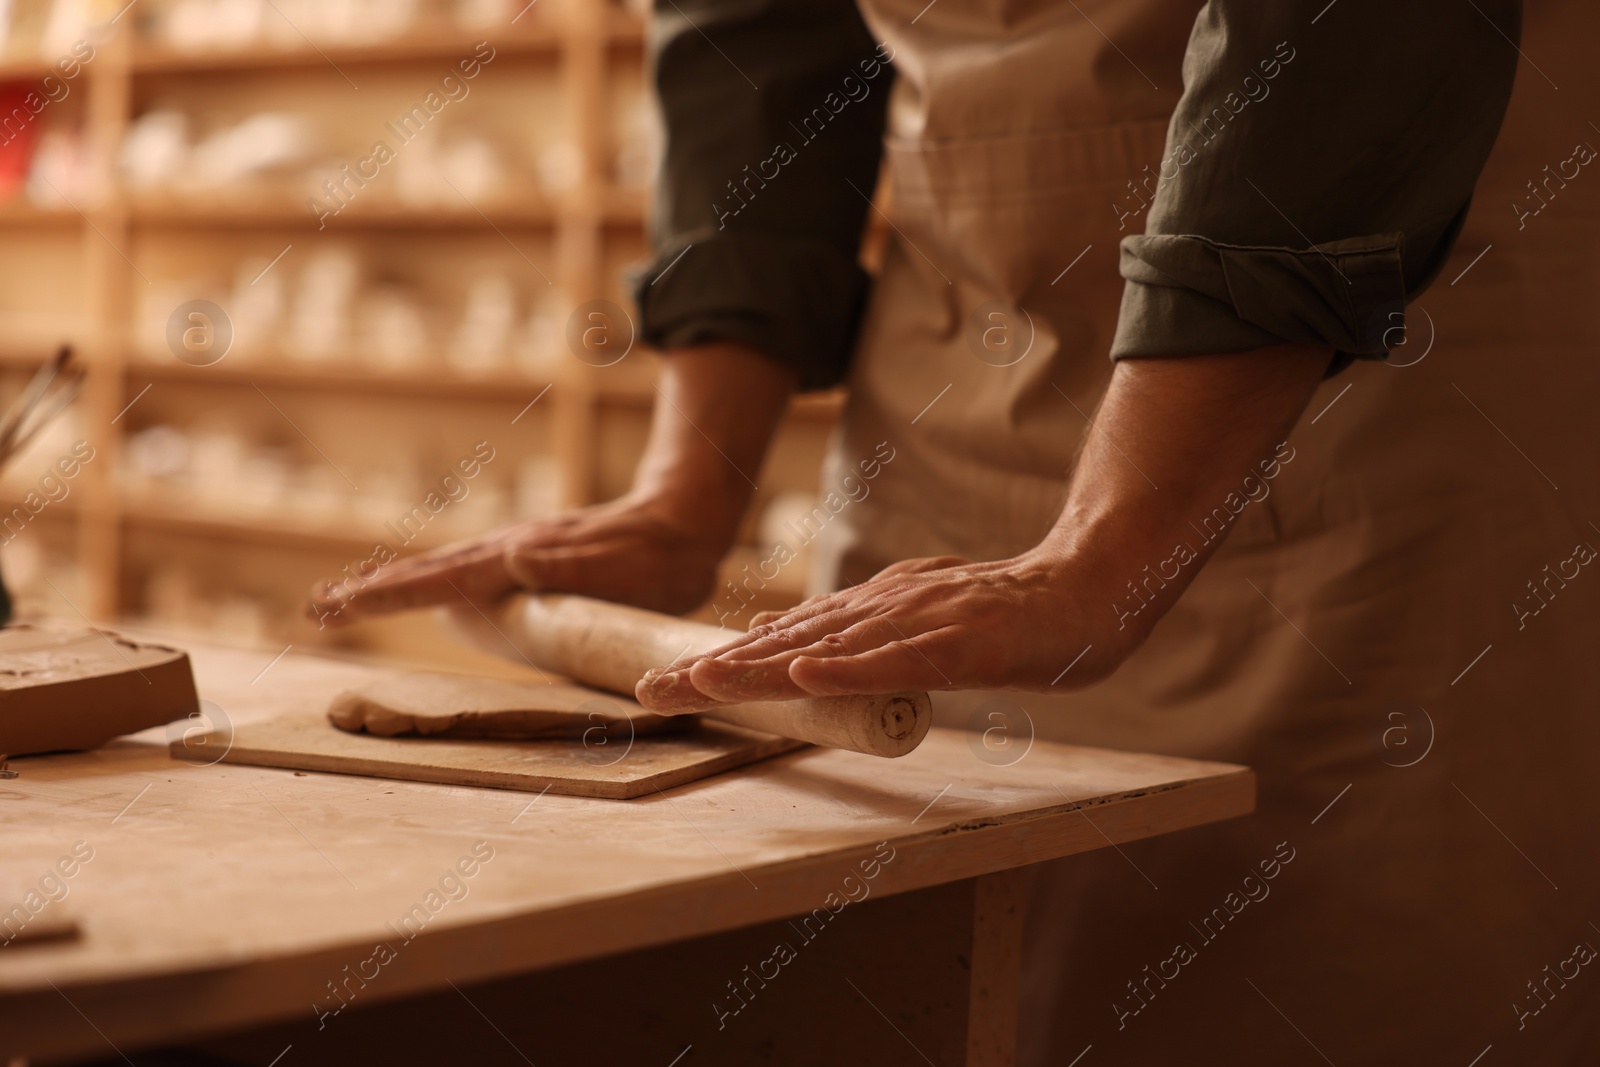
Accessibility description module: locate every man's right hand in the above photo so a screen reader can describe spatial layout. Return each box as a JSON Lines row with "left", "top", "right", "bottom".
{"left": 305, "top": 340, "right": 798, "bottom": 628}
{"left": 307, "top": 493, "right": 731, "bottom": 627}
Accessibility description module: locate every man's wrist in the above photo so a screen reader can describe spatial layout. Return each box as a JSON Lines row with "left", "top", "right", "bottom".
{"left": 1022, "top": 532, "right": 1167, "bottom": 656}
{"left": 1027, "top": 346, "right": 1331, "bottom": 653}
{"left": 625, "top": 475, "right": 747, "bottom": 549}
{"left": 627, "top": 339, "right": 795, "bottom": 548}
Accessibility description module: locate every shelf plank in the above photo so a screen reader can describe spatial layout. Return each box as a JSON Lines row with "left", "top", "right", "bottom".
{"left": 124, "top": 356, "right": 561, "bottom": 402}
{"left": 599, "top": 384, "right": 846, "bottom": 421}
{"left": 130, "top": 29, "right": 564, "bottom": 74}
{"left": 0, "top": 58, "right": 53, "bottom": 79}
{"left": 119, "top": 497, "right": 450, "bottom": 554}
{"left": 127, "top": 12, "right": 645, "bottom": 74}
{"left": 0, "top": 201, "right": 81, "bottom": 225}
{"left": 125, "top": 199, "right": 556, "bottom": 228}
{"left": 121, "top": 190, "right": 644, "bottom": 227}
{"left": 118, "top": 358, "right": 843, "bottom": 421}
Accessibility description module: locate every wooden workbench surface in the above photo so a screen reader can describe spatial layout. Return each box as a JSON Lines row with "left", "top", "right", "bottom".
{"left": 0, "top": 641, "right": 1253, "bottom": 1060}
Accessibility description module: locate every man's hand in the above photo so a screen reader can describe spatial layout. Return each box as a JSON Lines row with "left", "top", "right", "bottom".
{"left": 637, "top": 343, "right": 1334, "bottom": 709}
{"left": 304, "top": 341, "right": 797, "bottom": 628}
{"left": 636, "top": 552, "right": 1135, "bottom": 710}
{"left": 308, "top": 495, "right": 730, "bottom": 626}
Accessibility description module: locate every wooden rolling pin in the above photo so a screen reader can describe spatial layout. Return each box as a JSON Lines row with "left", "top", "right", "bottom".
{"left": 446, "top": 594, "right": 932, "bottom": 758}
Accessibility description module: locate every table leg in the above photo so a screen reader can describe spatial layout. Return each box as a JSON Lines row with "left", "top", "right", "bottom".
{"left": 966, "top": 869, "right": 1027, "bottom": 1066}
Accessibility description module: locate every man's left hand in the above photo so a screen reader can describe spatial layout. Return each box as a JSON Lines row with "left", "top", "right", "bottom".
{"left": 635, "top": 551, "right": 1138, "bottom": 709}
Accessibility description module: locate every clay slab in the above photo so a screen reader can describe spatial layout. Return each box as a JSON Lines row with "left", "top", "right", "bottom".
{"left": 0, "top": 627, "right": 199, "bottom": 757}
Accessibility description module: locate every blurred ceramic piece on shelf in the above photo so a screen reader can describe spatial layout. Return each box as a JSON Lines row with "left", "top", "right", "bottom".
{"left": 347, "top": 0, "right": 419, "bottom": 42}
{"left": 229, "top": 256, "right": 286, "bottom": 359}
{"left": 188, "top": 112, "right": 314, "bottom": 189}
{"left": 456, "top": 0, "right": 515, "bottom": 30}
{"left": 121, "top": 110, "right": 190, "bottom": 189}
{"left": 357, "top": 285, "right": 430, "bottom": 370}
{"left": 125, "top": 425, "right": 193, "bottom": 486}
{"left": 295, "top": 465, "right": 348, "bottom": 520}
{"left": 512, "top": 289, "right": 569, "bottom": 377}
{"left": 164, "top": 0, "right": 212, "bottom": 50}
{"left": 448, "top": 274, "right": 515, "bottom": 375}
{"left": 394, "top": 131, "right": 501, "bottom": 209}
{"left": 142, "top": 568, "right": 274, "bottom": 647}
{"left": 237, "top": 447, "right": 292, "bottom": 512}
{"left": 26, "top": 128, "right": 97, "bottom": 208}
{"left": 438, "top": 134, "right": 502, "bottom": 203}
{"left": 260, "top": 0, "right": 416, "bottom": 45}
{"left": 189, "top": 429, "right": 247, "bottom": 502}
{"left": 355, "top": 467, "right": 417, "bottom": 526}
{"left": 140, "top": 558, "right": 286, "bottom": 648}
{"left": 512, "top": 292, "right": 562, "bottom": 373}
{"left": 136, "top": 282, "right": 196, "bottom": 360}
{"left": 258, "top": 0, "right": 306, "bottom": 46}
{"left": 203, "top": 0, "right": 266, "bottom": 47}
{"left": 164, "top": 0, "right": 266, "bottom": 50}
{"left": 289, "top": 247, "right": 359, "bottom": 361}
{"left": 393, "top": 129, "right": 443, "bottom": 207}
{"left": 39, "top": 0, "right": 90, "bottom": 58}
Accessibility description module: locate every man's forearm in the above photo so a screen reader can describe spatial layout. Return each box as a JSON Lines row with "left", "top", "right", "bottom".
{"left": 632, "top": 342, "right": 799, "bottom": 544}
{"left": 1038, "top": 343, "right": 1334, "bottom": 638}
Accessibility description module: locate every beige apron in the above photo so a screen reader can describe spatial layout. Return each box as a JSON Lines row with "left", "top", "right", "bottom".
{"left": 818, "top": 1, "right": 1600, "bottom": 1062}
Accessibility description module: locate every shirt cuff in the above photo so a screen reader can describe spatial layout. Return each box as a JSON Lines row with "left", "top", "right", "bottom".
{"left": 1110, "top": 232, "right": 1411, "bottom": 376}
{"left": 633, "top": 229, "right": 872, "bottom": 391}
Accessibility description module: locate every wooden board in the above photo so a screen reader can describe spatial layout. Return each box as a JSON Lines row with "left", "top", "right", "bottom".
{"left": 189, "top": 712, "right": 807, "bottom": 799}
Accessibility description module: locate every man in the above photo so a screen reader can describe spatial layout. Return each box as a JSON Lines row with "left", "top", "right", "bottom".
{"left": 316, "top": 0, "right": 1600, "bottom": 1061}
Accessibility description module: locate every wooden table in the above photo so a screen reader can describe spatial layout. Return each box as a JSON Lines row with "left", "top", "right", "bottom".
{"left": 0, "top": 642, "right": 1253, "bottom": 1066}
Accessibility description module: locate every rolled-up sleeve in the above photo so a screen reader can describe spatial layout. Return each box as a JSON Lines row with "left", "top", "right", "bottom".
{"left": 1111, "top": 1, "right": 1521, "bottom": 373}
{"left": 634, "top": 0, "right": 892, "bottom": 390}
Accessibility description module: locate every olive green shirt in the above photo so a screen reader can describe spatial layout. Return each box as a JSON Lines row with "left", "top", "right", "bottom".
{"left": 634, "top": 0, "right": 1521, "bottom": 387}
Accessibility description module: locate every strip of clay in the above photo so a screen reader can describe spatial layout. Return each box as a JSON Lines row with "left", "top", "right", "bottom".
{"left": 327, "top": 672, "right": 695, "bottom": 741}
{"left": 0, "top": 626, "right": 199, "bottom": 756}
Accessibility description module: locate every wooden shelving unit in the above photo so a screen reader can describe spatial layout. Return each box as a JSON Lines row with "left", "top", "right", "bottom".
{"left": 0, "top": 0, "right": 833, "bottom": 663}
